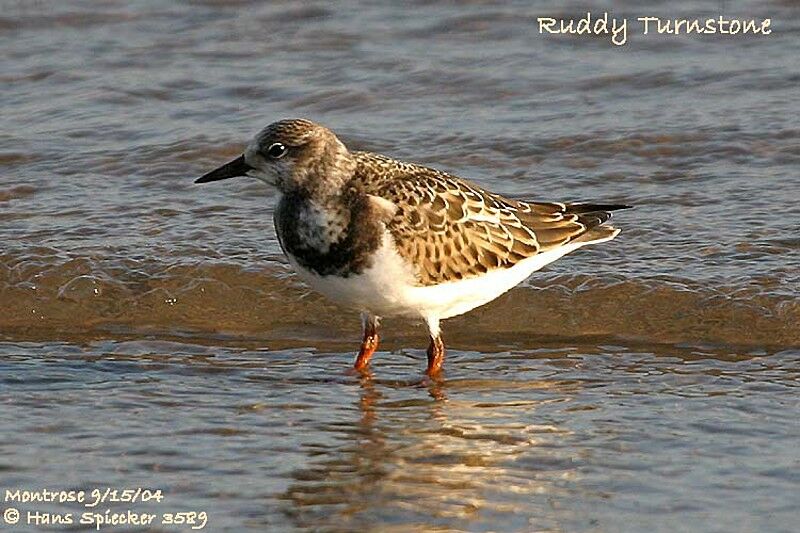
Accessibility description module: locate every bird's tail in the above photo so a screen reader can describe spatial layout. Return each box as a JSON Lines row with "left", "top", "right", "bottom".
{"left": 566, "top": 203, "right": 632, "bottom": 245}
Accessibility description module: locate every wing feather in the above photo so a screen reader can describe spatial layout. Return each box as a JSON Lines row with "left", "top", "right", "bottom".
{"left": 354, "top": 152, "right": 629, "bottom": 286}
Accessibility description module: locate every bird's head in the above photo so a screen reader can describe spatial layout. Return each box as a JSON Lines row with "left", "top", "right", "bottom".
{"left": 196, "top": 118, "right": 355, "bottom": 196}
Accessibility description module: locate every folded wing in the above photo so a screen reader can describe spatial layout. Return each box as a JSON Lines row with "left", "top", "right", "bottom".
{"left": 374, "top": 167, "right": 629, "bottom": 286}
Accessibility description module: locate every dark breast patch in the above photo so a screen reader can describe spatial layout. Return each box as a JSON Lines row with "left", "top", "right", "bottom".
{"left": 274, "top": 189, "right": 384, "bottom": 277}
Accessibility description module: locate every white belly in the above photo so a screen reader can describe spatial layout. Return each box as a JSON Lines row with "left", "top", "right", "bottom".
{"left": 287, "top": 232, "right": 609, "bottom": 321}
{"left": 286, "top": 233, "right": 421, "bottom": 317}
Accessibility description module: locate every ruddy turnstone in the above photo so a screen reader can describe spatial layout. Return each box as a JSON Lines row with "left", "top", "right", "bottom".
{"left": 196, "top": 119, "right": 630, "bottom": 376}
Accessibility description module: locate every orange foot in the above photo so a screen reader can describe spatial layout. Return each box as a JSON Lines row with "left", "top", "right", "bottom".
{"left": 425, "top": 334, "right": 445, "bottom": 377}
{"left": 353, "top": 316, "right": 379, "bottom": 371}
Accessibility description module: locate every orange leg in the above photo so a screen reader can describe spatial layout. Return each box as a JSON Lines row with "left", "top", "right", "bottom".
{"left": 425, "top": 334, "right": 445, "bottom": 376}
{"left": 353, "top": 314, "right": 379, "bottom": 371}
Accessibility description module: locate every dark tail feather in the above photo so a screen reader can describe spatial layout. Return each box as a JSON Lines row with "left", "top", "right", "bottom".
{"left": 566, "top": 203, "right": 633, "bottom": 228}
{"left": 566, "top": 203, "right": 633, "bottom": 214}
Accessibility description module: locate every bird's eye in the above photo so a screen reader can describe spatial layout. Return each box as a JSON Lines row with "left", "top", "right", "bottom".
{"left": 267, "top": 142, "right": 288, "bottom": 159}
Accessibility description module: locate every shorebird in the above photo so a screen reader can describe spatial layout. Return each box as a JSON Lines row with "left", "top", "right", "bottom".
{"left": 196, "top": 119, "right": 630, "bottom": 376}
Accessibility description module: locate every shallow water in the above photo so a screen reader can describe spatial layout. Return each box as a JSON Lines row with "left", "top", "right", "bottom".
{"left": 1, "top": 0, "right": 799, "bottom": 531}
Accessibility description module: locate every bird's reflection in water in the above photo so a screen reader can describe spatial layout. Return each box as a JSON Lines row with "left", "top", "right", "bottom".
{"left": 356, "top": 370, "right": 447, "bottom": 426}
{"left": 282, "top": 365, "right": 574, "bottom": 530}
{"left": 356, "top": 369, "right": 380, "bottom": 427}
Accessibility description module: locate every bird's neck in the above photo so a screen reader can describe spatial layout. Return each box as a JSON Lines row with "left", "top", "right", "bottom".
{"left": 286, "top": 176, "right": 352, "bottom": 212}
{"left": 291, "top": 140, "right": 357, "bottom": 203}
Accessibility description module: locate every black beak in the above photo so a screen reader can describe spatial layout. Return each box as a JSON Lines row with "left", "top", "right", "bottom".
{"left": 195, "top": 155, "right": 253, "bottom": 184}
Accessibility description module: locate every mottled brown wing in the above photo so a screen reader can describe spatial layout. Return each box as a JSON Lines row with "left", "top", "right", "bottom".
{"left": 375, "top": 170, "right": 597, "bottom": 286}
